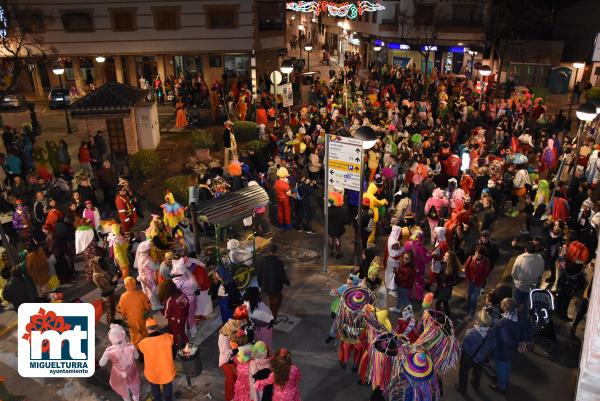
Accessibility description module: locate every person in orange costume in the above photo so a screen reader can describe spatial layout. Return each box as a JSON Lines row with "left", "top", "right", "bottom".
{"left": 115, "top": 185, "right": 137, "bottom": 233}
{"left": 138, "top": 317, "right": 176, "bottom": 401}
{"left": 273, "top": 167, "right": 293, "bottom": 229}
{"left": 117, "top": 276, "right": 151, "bottom": 346}
{"left": 256, "top": 104, "right": 268, "bottom": 126}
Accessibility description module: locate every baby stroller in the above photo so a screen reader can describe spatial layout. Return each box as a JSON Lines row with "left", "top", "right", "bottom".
{"left": 529, "top": 288, "right": 556, "bottom": 356}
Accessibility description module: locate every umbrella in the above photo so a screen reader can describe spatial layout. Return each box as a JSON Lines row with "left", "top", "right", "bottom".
{"left": 513, "top": 153, "right": 528, "bottom": 165}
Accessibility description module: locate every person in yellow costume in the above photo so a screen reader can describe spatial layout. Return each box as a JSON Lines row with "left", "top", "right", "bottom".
{"left": 109, "top": 223, "right": 130, "bottom": 278}
{"left": 146, "top": 215, "right": 171, "bottom": 263}
{"left": 117, "top": 276, "right": 151, "bottom": 346}
{"left": 161, "top": 191, "right": 185, "bottom": 230}
{"left": 362, "top": 180, "right": 388, "bottom": 247}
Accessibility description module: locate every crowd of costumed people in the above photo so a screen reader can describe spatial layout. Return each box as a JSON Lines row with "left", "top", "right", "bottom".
{"left": 2, "top": 48, "right": 600, "bottom": 401}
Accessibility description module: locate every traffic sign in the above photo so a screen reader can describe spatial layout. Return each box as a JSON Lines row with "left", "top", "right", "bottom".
{"left": 282, "top": 83, "right": 293, "bottom": 107}
{"left": 327, "top": 135, "right": 363, "bottom": 191}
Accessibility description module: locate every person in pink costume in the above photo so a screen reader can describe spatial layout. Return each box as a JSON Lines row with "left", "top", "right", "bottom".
{"left": 171, "top": 257, "right": 199, "bottom": 339}
{"left": 402, "top": 230, "right": 432, "bottom": 301}
{"left": 256, "top": 348, "right": 301, "bottom": 401}
{"left": 424, "top": 188, "right": 449, "bottom": 244}
{"left": 134, "top": 240, "right": 161, "bottom": 311}
{"left": 234, "top": 345, "right": 253, "bottom": 401}
{"left": 99, "top": 323, "right": 141, "bottom": 401}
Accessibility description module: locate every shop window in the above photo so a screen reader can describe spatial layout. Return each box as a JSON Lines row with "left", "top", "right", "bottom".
{"left": 15, "top": 10, "right": 45, "bottom": 33}
{"left": 110, "top": 8, "right": 137, "bottom": 31}
{"left": 205, "top": 5, "right": 238, "bottom": 29}
{"left": 257, "top": 1, "right": 285, "bottom": 31}
{"left": 414, "top": 4, "right": 435, "bottom": 25}
{"left": 61, "top": 10, "right": 94, "bottom": 32}
{"left": 453, "top": 5, "right": 481, "bottom": 24}
{"left": 153, "top": 6, "right": 180, "bottom": 30}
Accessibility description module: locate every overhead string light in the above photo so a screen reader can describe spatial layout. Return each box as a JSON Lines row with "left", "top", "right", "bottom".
{"left": 286, "top": 1, "right": 385, "bottom": 20}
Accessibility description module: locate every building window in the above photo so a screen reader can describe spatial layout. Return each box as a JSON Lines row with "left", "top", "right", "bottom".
{"left": 205, "top": 5, "right": 239, "bottom": 29}
{"left": 257, "top": 1, "right": 285, "bottom": 31}
{"left": 414, "top": 4, "right": 435, "bottom": 25}
{"left": 15, "top": 10, "right": 45, "bottom": 33}
{"left": 110, "top": 8, "right": 136, "bottom": 31}
{"left": 452, "top": 5, "right": 481, "bottom": 24}
{"left": 152, "top": 6, "right": 180, "bottom": 30}
{"left": 209, "top": 55, "right": 222, "bottom": 68}
{"left": 61, "top": 10, "right": 94, "bottom": 32}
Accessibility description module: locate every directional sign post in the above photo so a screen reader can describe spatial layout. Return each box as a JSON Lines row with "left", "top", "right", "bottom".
{"left": 323, "top": 134, "right": 364, "bottom": 272}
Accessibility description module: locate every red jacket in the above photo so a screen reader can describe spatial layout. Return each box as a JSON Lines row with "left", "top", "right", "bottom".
{"left": 394, "top": 262, "right": 416, "bottom": 289}
{"left": 442, "top": 154, "right": 461, "bottom": 177}
{"left": 79, "top": 146, "right": 92, "bottom": 163}
{"left": 464, "top": 255, "right": 491, "bottom": 286}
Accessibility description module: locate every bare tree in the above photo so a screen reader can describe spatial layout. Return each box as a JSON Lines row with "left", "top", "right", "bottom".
{"left": 0, "top": 2, "right": 55, "bottom": 90}
{"left": 413, "top": 25, "right": 437, "bottom": 95}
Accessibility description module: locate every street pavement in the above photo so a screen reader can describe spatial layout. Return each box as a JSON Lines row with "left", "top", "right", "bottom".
{"left": 0, "top": 193, "right": 583, "bottom": 401}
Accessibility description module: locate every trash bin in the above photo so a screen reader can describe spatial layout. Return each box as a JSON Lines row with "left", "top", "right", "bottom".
{"left": 177, "top": 346, "right": 202, "bottom": 378}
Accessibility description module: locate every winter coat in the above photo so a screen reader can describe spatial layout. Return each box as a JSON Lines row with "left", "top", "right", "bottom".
{"left": 328, "top": 205, "right": 347, "bottom": 237}
{"left": 394, "top": 262, "right": 416, "bottom": 289}
{"left": 256, "top": 254, "right": 289, "bottom": 294}
{"left": 511, "top": 252, "right": 545, "bottom": 292}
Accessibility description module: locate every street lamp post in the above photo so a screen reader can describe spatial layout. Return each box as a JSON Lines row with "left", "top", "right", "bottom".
{"left": 350, "top": 126, "right": 377, "bottom": 265}
{"left": 467, "top": 49, "right": 478, "bottom": 80}
{"left": 569, "top": 62, "right": 585, "bottom": 118}
{"left": 304, "top": 44, "right": 313, "bottom": 72}
{"left": 570, "top": 102, "right": 598, "bottom": 181}
{"left": 52, "top": 64, "right": 73, "bottom": 135}
{"left": 95, "top": 55, "right": 106, "bottom": 84}
{"left": 280, "top": 59, "right": 294, "bottom": 125}
{"left": 478, "top": 65, "right": 491, "bottom": 114}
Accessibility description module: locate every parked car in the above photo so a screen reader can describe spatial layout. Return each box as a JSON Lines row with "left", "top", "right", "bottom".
{"left": 0, "top": 90, "right": 24, "bottom": 110}
{"left": 48, "top": 88, "right": 71, "bottom": 109}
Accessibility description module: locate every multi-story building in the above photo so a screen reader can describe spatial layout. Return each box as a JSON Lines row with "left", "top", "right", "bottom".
{"left": 287, "top": 0, "right": 487, "bottom": 77}
{"left": 2, "top": 0, "right": 286, "bottom": 96}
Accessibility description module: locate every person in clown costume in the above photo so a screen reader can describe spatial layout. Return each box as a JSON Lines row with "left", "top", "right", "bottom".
{"left": 161, "top": 191, "right": 185, "bottom": 230}
{"left": 273, "top": 166, "right": 293, "bottom": 229}
{"left": 99, "top": 323, "right": 141, "bottom": 401}
{"left": 107, "top": 223, "right": 130, "bottom": 278}
{"left": 146, "top": 214, "right": 172, "bottom": 263}
{"left": 75, "top": 218, "right": 97, "bottom": 281}
{"left": 362, "top": 178, "right": 388, "bottom": 247}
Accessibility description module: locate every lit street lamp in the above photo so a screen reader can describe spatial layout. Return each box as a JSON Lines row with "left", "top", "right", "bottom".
{"left": 478, "top": 65, "right": 491, "bottom": 113}
{"left": 95, "top": 56, "right": 105, "bottom": 63}
{"left": 467, "top": 49, "right": 478, "bottom": 79}
{"left": 52, "top": 64, "right": 73, "bottom": 135}
{"left": 280, "top": 59, "right": 294, "bottom": 124}
{"left": 304, "top": 44, "right": 313, "bottom": 71}
{"left": 570, "top": 102, "right": 598, "bottom": 181}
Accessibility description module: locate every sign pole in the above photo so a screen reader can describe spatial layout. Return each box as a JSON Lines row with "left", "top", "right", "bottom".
{"left": 355, "top": 145, "right": 364, "bottom": 265}
{"left": 323, "top": 134, "right": 330, "bottom": 273}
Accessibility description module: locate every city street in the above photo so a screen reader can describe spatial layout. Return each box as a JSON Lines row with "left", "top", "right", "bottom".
{"left": 0, "top": 194, "right": 582, "bottom": 401}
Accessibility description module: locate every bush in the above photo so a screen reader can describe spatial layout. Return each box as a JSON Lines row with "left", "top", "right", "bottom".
{"left": 241, "top": 139, "right": 269, "bottom": 153}
{"left": 164, "top": 175, "right": 191, "bottom": 205}
{"left": 587, "top": 87, "right": 600, "bottom": 101}
{"left": 233, "top": 121, "right": 258, "bottom": 143}
{"left": 191, "top": 130, "right": 216, "bottom": 150}
{"left": 129, "top": 149, "right": 160, "bottom": 177}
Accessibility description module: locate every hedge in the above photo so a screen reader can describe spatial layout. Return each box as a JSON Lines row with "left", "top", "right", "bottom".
{"left": 129, "top": 149, "right": 160, "bottom": 178}
{"left": 164, "top": 175, "right": 191, "bottom": 205}
{"left": 233, "top": 121, "right": 258, "bottom": 143}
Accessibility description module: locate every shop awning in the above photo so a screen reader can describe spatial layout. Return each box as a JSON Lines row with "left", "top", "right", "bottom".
{"left": 193, "top": 185, "right": 269, "bottom": 226}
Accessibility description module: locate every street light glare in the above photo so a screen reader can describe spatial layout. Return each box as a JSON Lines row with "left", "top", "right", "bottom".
{"left": 95, "top": 56, "right": 105, "bottom": 63}
{"left": 373, "top": 46, "right": 382, "bottom": 52}
{"left": 280, "top": 59, "right": 294, "bottom": 75}
{"left": 573, "top": 62, "right": 585, "bottom": 69}
{"left": 304, "top": 44, "right": 313, "bottom": 52}
{"left": 576, "top": 102, "right": 598, "bottom": 121}
{"left": 52, "top": 66, "right": 65, "bottom": 75}
{"left": 479, "top": 65, "right": 491, "bottom": 76}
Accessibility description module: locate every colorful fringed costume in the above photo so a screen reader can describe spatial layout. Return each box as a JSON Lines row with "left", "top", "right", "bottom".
{"left": 161, "top": 191, "right": 185, "bottom": 229}
{"left": 108, "top": 224, "right": 130, "bottom": 278}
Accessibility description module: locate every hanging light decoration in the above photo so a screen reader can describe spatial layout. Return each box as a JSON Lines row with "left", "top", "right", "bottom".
{"left": 286, "top": 1, "right": 385, "bottom": 20}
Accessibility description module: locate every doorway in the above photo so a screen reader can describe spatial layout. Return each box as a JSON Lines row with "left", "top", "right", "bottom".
{"left": 106, "top": 117, "right": 128, "bottom": 174}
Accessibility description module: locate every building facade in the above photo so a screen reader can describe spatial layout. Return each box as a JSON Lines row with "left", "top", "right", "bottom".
{"left": 3, "top": 0, "right": 286, "bottom": 96}
{"left": 286, "top": 0, "right": 487, "bottom": 77}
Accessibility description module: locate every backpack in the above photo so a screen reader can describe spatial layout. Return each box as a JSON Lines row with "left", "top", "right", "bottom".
{"left": 427, "top": 205, "right": 439, "bottom": 220}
